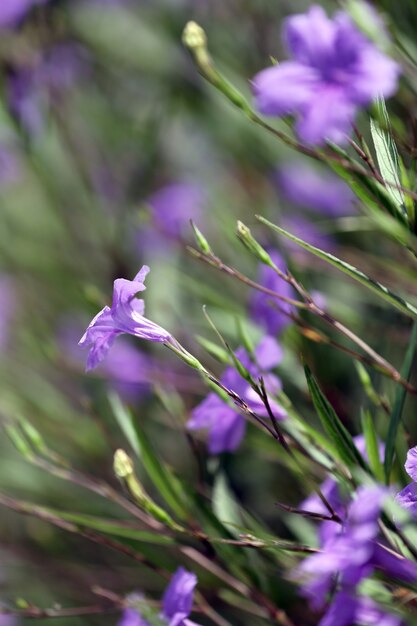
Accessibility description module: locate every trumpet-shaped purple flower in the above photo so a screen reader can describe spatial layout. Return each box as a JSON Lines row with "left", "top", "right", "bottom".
{"left": 253, "top": 5, "right": 400, "bottom": 145}
{"left": 250, "top": 250, "right": 296, "bottom": 337}
{"left": 298, "top": 486, "right": 417, "bottom": 611}
{"left": 395, "top": 445, "right": 417, "bottom": 517}
{"left": 79, "top": 266, "right": 171, "bottom": 371}
{"left": 275, "top": 162, "right": 355, "bottom": 217}
{"left": 118, "top": 567, "right": 201, "bottom": 626}
{"left": 187, "top": 336, "right": 286, "bottom": 454}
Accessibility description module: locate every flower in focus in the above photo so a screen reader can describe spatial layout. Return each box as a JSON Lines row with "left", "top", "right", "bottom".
{"left": 298, "top": 486, "right": 417, "bottom": 614}
{"left": 187, "top": 336, "right": 286, "bottom": 454}
{"left": 0, "top": 0, "right": 48, "bottom": 28}
{"left": 79, "top": 266, "right": 172, "bottom": 371}
{"left": 252, "top": 5, "right": 400, "bottom": 145}
{"left": 275, "top": 162, "right": 355, "bottom": 217}
{"left": 118, "top": 567, "right": 201, "bottom": 626}
{"left": 395, "top": 445, "right": 417, "bottom": 516}
{"left": 250, "top": 250, "right": 296, "bottom": 337}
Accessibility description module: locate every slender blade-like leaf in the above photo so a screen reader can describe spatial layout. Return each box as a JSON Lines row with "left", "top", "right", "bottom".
{"left": 361, "top": 409, "right": 384, "bottom": 482}
{"left": 384, "top": 322, "right": 417, "bottom": 482}
{"left": 109, "top": 392, "right": 188, "bottom": 519}
{"left": 305, "top": 366, "right": 366, "bottom": 469}
{"left": 257, "top": 215, "right": 417, "bottom": 320}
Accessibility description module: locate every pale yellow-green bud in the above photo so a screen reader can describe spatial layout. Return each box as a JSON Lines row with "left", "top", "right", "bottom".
{"left": 113, "top": 449, "right": 134, "bottom": 479}
{"left": 182, "top": 21, "right": 207, "bottom": 50}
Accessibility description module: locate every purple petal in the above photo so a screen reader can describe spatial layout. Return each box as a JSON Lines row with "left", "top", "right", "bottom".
{"left": 373, "top": 545, "right": 417, "bottom": 582}
{"left": 404, "top": 445, "right": 417, "bottom": 481}
{"left": 319, "top": 591, "right": 357, "bottom": 626}
{"left": 296, "top": 87, "right": 356, "bottom": 145}
{"left": 252, "top": 61, "right": 319, "bottom": 117}
{"left": 284, "top": 5, "right": 336, "bottom": 68}
{"left": 118, "top": 608, "right": 150, "bottom": 626}
{"left": 162, "top": 567, "right": 197, "bottom": 622}
{"left": 254, "top": 336, "right": 283, "bottom": 370}
{"left": 275, "top": 161, "right": 355, "bottom": 217}
{"left": 396, "top": 482, "right": 417, "bottom": 516}
{"left": 208, "top": 410, "right": 246, "bottom": 454}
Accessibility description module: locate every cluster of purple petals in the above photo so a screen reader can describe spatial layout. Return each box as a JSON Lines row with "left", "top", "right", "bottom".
{"left": 299, "top": 486, "right": 416, "bottom": 625}
{"left": 187, "top": 336, "right": 286, "bottom": 454}
{"left": 118, "top": 567, "right": 201, "bottom": 626}
{"left": 252, "top": 5, "right": 400, "bottom": 145}
{"left": 250, "top": 250, "right": 296, "bottom": 337}
{"left": 275, "top": 162, "right": 355, "bottom": 217}
{"left": 396, "top": 446, "right": 417, "bottom": 516}
{"left": 79, "top": 266, "right": 171, "bottom": 372}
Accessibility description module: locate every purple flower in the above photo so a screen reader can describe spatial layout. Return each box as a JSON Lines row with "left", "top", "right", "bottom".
{"left": 275, "top": 162, "right": 355, "bottom": 217}
{"left": 8, "top": 44, "right": 87, "bottom": 135}
{"left": 298, "top": 486, "right": 417, "bottom": 610}
{"left": 79, "top": 266, "right": 171, "bottom": 371}
{"left": 250, "top": 250, "right": 296, "bottom": 337}
{"left": 118, "top": 567, "right": 201, "bottom": 626}
{"left": 146, "top": 182, "right": 205, "bottom": 240}
{"left": 320, "top": 592, "right": 403, "bottom": 626}
{"left": 396, "top": 445, "right": 417, "bottom": 516}
{"left": 0, "top": 0, "right": 48, "bottom": 28}
{"left": 252, "top": 5, "right": 400, "bottom": 145}
{"left": 281, "top": 216, "right": 334, "bottom": 253}
{"left": 187, "top": 336, "right": 286, "bottom": 454}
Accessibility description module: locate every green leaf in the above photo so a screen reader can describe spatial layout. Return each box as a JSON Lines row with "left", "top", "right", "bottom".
{"left": 109, "top": 392, "right": 188, "bottom": 519}
{"left": 304, "top": 366, "right": 366, "bottom": 469}
{"left": 360, "top": 409, "right": 384, "bottom": 482}
{"left": 257, "top": 216, "right": 417, "bottom": 320}
{"left": 213, "top": 473, "right": 241, "bottom": 534}
{"left": 384, "top": 322, "right": 417, "bottom": 482}
{"left": 196, "top": 336, "right": 230, "bottom": 364}
{"left": 55, "top": 511, "right": 174, "bottom": 544}
{"left": 370, "top": 97, "right": 406, "bottom": 216}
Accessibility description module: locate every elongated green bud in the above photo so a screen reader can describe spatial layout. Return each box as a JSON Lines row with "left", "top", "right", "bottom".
{"left": 113, "top": 450, "right": 184, "bottom": 532}
{"left": 236, "top": 221, "right": 272, "bottom": 265}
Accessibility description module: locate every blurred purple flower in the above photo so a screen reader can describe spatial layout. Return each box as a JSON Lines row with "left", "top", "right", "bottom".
{"left": 146, "top": 182, "right": 205, "bottom": 240}
{"left": 8, "top": 44, "right": 87, "bottom": 135}
{"left": 0, "top": 0, "right": 48, "bottom": 28}
{"left": 320, "top": 592, "right": 403, "bottom": 626}
{"left": 187, "top": 336, "right": 286, "bottom": 454}
{"left": 79, "top": 266, "right": 172, "bottom": 371}
{"left": 275, "top": 162, "right": 355, "bottom": 217}
{"left": 298, "top": 486, "right": 417, "bottom": 610}
{"left": 302, "top": 435, "right": 383, "bottom": 545}
{"left": 0, "top": 275, "right": 16, "bottom": 352}
{"left": 281, "top": 216, "right": 334, "bottom": 253}
{"left": 250, "top": 250, "right": 296, "bottom": 337}
{"left": 252, "top": 5, "right": 400, "bottom": 145}
{"left": 118, "top": 567, "right": 200, "bottom": 626}
{"left": 395, "top": 445, "right": 417, "bottom": 516}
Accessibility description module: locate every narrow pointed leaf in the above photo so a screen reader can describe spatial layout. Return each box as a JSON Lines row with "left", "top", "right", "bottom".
{"left": 109, "top": 392, "right": 188, "bottom": 519}
{"left": 304, "top": 366, "right": 366, "bottom": 469}
{"left": 257, "top": 215, "right": 417, "bottom": 320}
{"left": 361, "top": 409, "right": 384, "bottom": 482}
{"left": 384, "top": 322, "right": 417, "bottom": 482}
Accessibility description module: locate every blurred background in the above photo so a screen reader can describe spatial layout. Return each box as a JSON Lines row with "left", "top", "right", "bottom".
{"left": 1, "top": 0, "right": 417, "bottom": 624}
